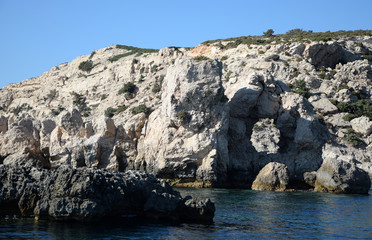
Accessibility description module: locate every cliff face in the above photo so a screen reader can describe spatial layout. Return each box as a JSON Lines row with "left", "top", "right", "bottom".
{"left": 1, "top": 33, "right": 372, "bottom": 191}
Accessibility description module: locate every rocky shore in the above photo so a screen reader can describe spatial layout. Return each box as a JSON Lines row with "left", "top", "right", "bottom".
{"left": 0, "top": 164, "right": 215, "bottom": 222}
{"left": 0, "top": 30, "right": 372, "bottom": 198}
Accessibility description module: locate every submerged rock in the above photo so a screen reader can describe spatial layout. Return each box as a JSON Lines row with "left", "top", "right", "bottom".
{"left": 0, "top": 165, "right": 215, "bottom": 222}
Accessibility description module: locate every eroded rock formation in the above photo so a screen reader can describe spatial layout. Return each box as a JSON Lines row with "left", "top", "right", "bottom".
{"left": 1, "top": 33, "right": 372, "bottom": 194}
{"left": 0, "top": 165, "right": 215, "bottom": 222}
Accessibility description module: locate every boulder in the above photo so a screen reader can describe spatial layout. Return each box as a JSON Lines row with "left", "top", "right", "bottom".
{"left": 311, "top": 98, "right": 338, "bottom": 114}
{"left": 325, "top": 113, "right": 352, "bottom": 128}
{"left": 0, "top": 165, "right": 215, "bottom": 223}
{"left": 251, "top": 162, "right": 289, "bottom": 191}
{"left": 350, "top": 116, "right": 372, "bottom": 136}
{"left": 334, "top": 89, "right": 358, "bottom": 103}
{"left": 304, "top": 42, "right": 344, "bottom": 68}
{"left": 314, "top": 158, "right": 371, "bottom": 194}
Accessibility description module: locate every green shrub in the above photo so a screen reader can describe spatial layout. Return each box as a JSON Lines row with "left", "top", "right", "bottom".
{"left": 138, "top": 75, "right": 144, "bottom": 82}
{"left": 78, "top": 60, "right": 93, "bottom": 72}
{"left": 362, "top": 54, "right": 372, "bottom": 62}
{"left": 292, "top": 80, "right": 310, "bottom": 98}
{"left": 337, "top": 85, "right": 349, "bottom": 91}
{"left": 318, "top": 70, "right": 327, "bottom": 79}
{"left": 345, "top": 128, "right": 364, "bottom": 147}
{"left": 116, "top": 105, "right": 127, "bottom": 114}
{"left": 11, "top": 106, "right": 22, "bottom": 116}
{"left": 263, "top": 29, "right": 274, "bottom": 37}
{"left": 118, "top": 82, "right": 136, "bottom": 95}
{"left": 72, "top": 92, "right": 91, "bottom": 117}
{"left": 286, "top": 28, "right": 307, "bottom": 35}
{"left": 342, "top": 113, "right": 357, "bottom": 121}
{"left": 258, "top": 50, "right": 265, "bottom": 54}
{"left": 151, "top": 64, "right": 158, "bottom": 73}
{"left": 282, "top": 60, "right": 289, "bottom": 67}
{"left": 101, "top": 94, "right": 107, "bottom": 100}
{"left": 104, "top": 105, "right": 127, "bottom": 118}
{"left": 115, "top": 44, "right": 158, "bottom": 53}
{"left": 291, "top": 68, "right": 300, "bottom": 78}
{"left": 124, "top": 92, "right": 133, "bottom": 99}
{"left": 225, "top": 71, "right": 233, "bottom": 81}
{"left": 89, "top": 51, "right": 96, "bottom": 59}
{"left": 221, "top": 56, "right": 228, "bottom": 61}
{"left": 110, "top": 43, "right": 159, "bottom": 62}
{"left": 177, "top": 110, "right": 189, "bottom": 122}
{"left": 51, "top": 105, "right": 65, "bottom": 116}
{"left": 131, "top": 104, "right": 151, "bottom": 115}
{"left": 333, "top": 99, "right": 372, "bottom": 121}
{"left": 109, "top": 52, "right": 135, "bottom": 62}
{"left": 10, "top": 103, "right": 32, "bottom": 116}
{"left": 201, "top": 30, "right": 372, "bottom": 50}
{"left": 193, "top": 55, "right": 210, "bottom": 61}
{"left": 152, "top": 82, "right": 161, "bottom": 93}
{"left": 105, "top": 107, "right": 116, "bottom": 118}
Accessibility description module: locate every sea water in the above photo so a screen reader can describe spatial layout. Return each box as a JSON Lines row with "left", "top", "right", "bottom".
{"left": 1, "top": 188, "right": 371, "bottom": 239}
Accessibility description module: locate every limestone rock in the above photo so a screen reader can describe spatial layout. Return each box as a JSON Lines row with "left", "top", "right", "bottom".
{"left": 303, "top": 171, "right": 317, "bottom": 187}
{"left": 325, "top": 113, "right": 351, "bottom": 128}
{"left": 314, "top": 158, "right": 371, "bottom": 194}
{"left": 0, "top": 165, "right": 215, "bottom": 222}
{"left": 334, "top": 89, "right": 358, "bottom": 103}
{"left": 311, "top": 98, "right": 338, "bottom": 114}
{"left": 0, "top": 114, "right": 48, "bottom": 168}
{"left": 227, "top": 73, "right": 263, "bottom": 118}
{"left": 39, "top": 119, "right": 56, "bottom": 152}
{"left": 251, "top": 162, "right": 289, "bottom": 191}
{"left": 135, "top": 58, "right": 229, "bottom": 184}
{"left": 0, "top": 33, "right": 371, "bottom": 191}
{"left": 304, "top": 42, "right": 345, "bottom": 68}
{"left": 58, "top": 108, "right": 84, "bottom": 137}
{"left": 350, "top": 116, "right": 372, "bottom": 136}
{"left": 251, "top": 119, "right": 280, "bottom": 154}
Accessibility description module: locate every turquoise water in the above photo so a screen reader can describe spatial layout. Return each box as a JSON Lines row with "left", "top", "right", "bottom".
{"left": 1, "top": 188, "right": 371, "bottom": 239}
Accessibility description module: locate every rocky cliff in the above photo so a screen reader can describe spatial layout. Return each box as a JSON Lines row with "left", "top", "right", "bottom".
{"left": 1, "top": 30, "right": 372, "bottom": 193}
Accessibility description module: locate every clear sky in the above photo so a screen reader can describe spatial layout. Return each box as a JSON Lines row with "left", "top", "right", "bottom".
{"left": 1, "top": 0, "right": 371, "bottom": 88}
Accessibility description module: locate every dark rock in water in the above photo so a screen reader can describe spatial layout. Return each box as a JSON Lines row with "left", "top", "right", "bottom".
{"left": 0, "top": 165, "right": 214, "bottom": 223}
{"left": 314, "top": 158, "right": 371, "bottom": 194}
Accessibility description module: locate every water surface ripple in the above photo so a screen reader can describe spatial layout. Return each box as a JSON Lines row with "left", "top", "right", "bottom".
{"left": 1, "top": 188, "right": 371, "bottom": 239}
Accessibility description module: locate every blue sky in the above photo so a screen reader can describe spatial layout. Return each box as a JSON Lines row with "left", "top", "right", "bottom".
{"left": 1, "top": 0, "right": 371, "bottom": 88}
